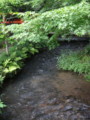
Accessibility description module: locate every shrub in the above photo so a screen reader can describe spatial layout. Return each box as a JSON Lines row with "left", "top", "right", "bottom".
{"left": 57, "top": 45, "right": 90, "bottom": 80}
{"left": 0, "top": 101, "right": 6, "bottom": 114}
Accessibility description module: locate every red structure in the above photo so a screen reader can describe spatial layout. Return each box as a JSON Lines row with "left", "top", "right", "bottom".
{"left": 0, "top": 18, "right": 23, "bottom": 24}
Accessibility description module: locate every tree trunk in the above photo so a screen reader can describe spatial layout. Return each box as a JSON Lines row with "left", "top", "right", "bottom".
{"left": 2, "top": 14, "right": 9, "bottom": 55}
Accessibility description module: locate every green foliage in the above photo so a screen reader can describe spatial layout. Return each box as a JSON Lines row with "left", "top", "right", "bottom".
{"left": 0, "top": 43, "right": 38, "bottom": 84}
{"left": 0, "top": 75, "right": 4, "bottom": 84}
{"left": 0, "top": 0, "right": 89, "bottom": 13}
{"left": 0, "top": 0, "right": 82, "bottom": 13}
{"left": 0, "top": 0, "right": 25, "bottom": 13}
{"left": 0, "top": 101, "right": 6, "bottom": 113}
{"left": 0, "top": 21, "right": 39, "bottom": 84}
{"left": 0, "top": 0, "right": 89, "bottom": 92}
{"left": 57, "top": 45, "right": 90, "bottom": 80}
{"left": 0, "top": 0, "right": 12, "bottom": 13}
{"left": 85, "top": 74, "right": 90, "bottom": 81}
{"left": 0, "top": 0, "right": 88, "bottom": 84}
{"left": 0, "top": 0, "right": 32, "bottom": 13}
{"left": 31, "top": 0, "right": 82, "bottom": 12}
{"left": 18, "top": 11, "right": 39, "bottom": 21}
{"left": 6, "top": 1, "right": 90, "bottom": 50}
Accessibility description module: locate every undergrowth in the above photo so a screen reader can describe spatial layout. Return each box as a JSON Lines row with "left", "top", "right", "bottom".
{"left": 0, "top": 101, "right": 6, "bottom": 114}
{"left": 57, "top": 44, "right": 90, "bottom": 81}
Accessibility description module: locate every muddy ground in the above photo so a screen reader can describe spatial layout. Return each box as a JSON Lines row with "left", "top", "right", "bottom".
{"left": 0, "top": 41, "right": 90, "bottom": 120}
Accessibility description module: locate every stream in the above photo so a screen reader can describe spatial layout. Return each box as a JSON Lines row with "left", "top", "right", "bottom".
{"left": 0, "top": 42, "right": 90, "bottom": 120}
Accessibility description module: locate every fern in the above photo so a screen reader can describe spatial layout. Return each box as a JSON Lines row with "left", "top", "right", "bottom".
{"left": 57, "top": 45, "right": 90, "bottom": 80}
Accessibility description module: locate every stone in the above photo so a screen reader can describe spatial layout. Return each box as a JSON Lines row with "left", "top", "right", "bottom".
{"left": 63, "top": 105, "right": 73, "bottom": 111}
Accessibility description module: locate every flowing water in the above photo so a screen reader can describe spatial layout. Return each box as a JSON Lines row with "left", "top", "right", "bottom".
{"left": 0, "top": 42, "right": 90, "bottom": 120}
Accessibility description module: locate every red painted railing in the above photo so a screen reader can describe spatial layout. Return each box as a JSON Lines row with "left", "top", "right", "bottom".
{"left": 0, "top": 19, "right": 23, "bottom": 24}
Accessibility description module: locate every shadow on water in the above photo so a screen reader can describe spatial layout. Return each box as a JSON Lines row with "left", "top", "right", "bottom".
{"left": 0, "top": 41, "right": 90, "bottom": 120}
